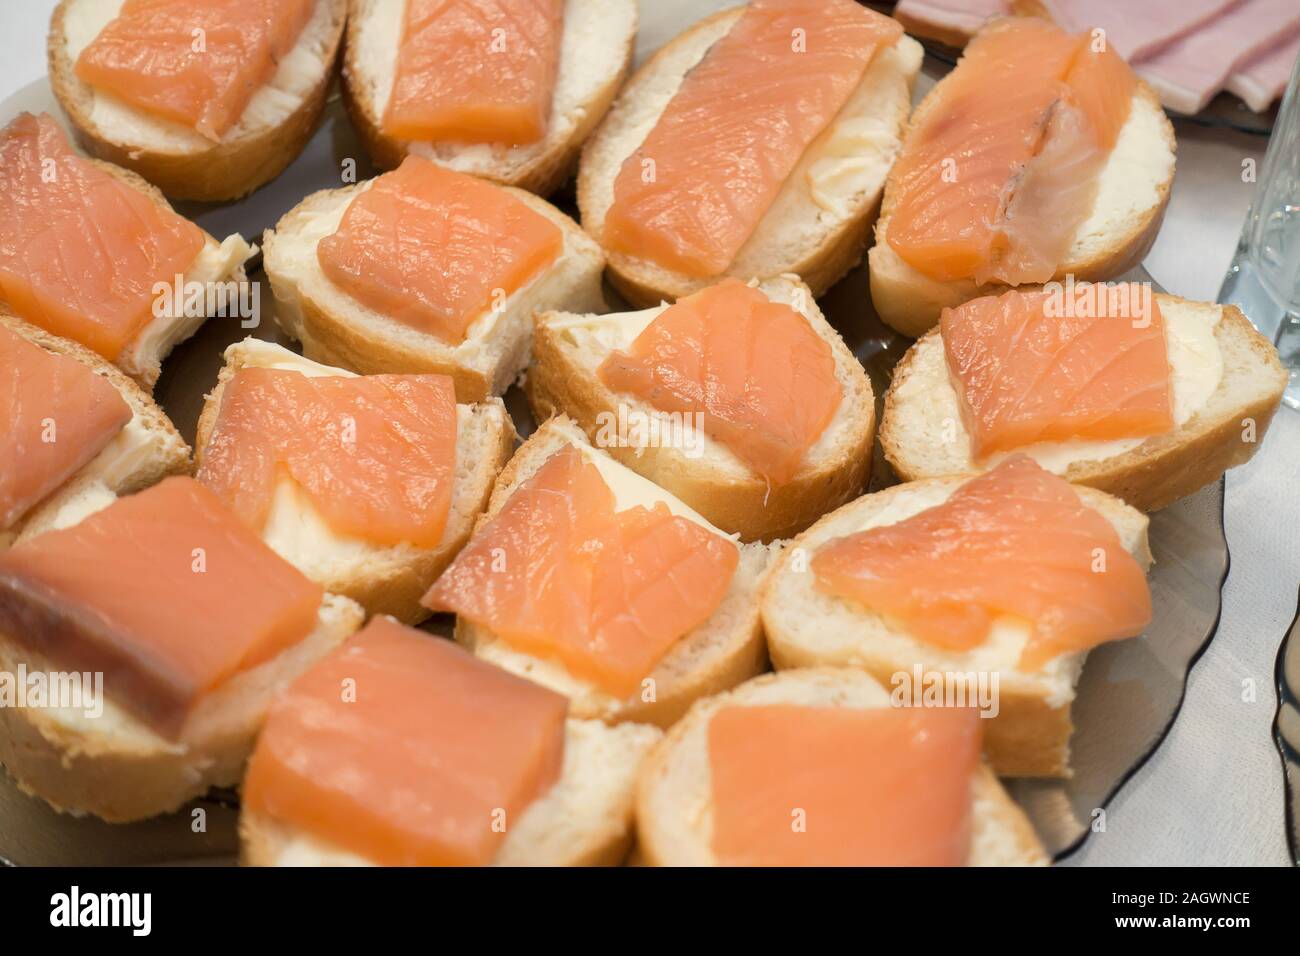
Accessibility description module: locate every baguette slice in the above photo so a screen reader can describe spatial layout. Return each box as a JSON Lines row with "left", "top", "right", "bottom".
{"left": 49, "top": 0, "right": 347, "bottom": 202}
{"left": 343, "top": 0, "right": 638, "bottom": 197}
{"left": 193, "top": 339, "right": 517, "bottom": 624}
{"left": 868, "top": 77, "right": 1176, "bottom": 338}
{"left": 0, "top": 152, "right": 255, "bottom": 391}
{"left": 106, "top": 162, "right": 255, "bottom": 390}
{"left": 881, "top": 296, "right": 1288, "bottom": 512}
{"left": 452, "top": 416, "right": 778, "bottom": 729}
{"left": 242, "top": 717, "right": 661, "bottom": 866}
{"left": 2, "top": 313, "right": 191, "bottom": 548}
{"left": 263, "top": 178, "right": 605, "bottom": 402}
{"left": 760, "top": 478, "right": 1152, "bottom": 777}
{"left": 636, "top": 667, "right": 1049, "bottom": 866}
{"left": 0, "top": 593, "right": 363, "bottom": 823}
{"left": 93, "top": 160, "right": 255, "bottom": 390}
{"left": 578, "top": 8, "right": 923, "bottom": 308}
{"left": 528, "top": 275, "right": 875, "bottom": 542}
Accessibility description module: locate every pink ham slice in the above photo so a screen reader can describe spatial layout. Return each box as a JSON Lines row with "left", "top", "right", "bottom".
{"left": 1136, "top": 0, "right": 1300, "bottom": 114}
{"left": 893, "top": 0, "right": 1010, "bottom": 43}
{"left": 1226, "top": 27, "right": 1300, "bottom": 111}
{"left": 1036, "top": 0, "right": 1242, "bottom": 62}
{"left": 895, "top": 0, "right": 1298, "bottom": 113}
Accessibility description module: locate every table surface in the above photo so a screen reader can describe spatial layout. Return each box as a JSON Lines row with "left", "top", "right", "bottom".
{"left": 2, "top": 0, "right": 1296, "bottom": 867}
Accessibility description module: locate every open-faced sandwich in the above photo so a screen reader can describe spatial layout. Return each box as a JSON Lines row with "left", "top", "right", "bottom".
{"left": 343, "top": 0, "right": 638, "bottom": 196}
{"left": 761, "top": 456, "right": 1153, "bottom": 777}
{"left": 50, "top": 0, "right": 348, "bottom": 201}
{"left": 0, "top": 476, "right": 363, "bottom": 822}
{"left": 241, "top": 616, "right": 660, "bottom": 866}
{"left": 881, "top": 284, "right": 1288, "bottom": 511}
{"left": 529, "top": 275, "right": 875, "bottom": 542}
{"left": 579, "top": 0, "right": 923, "bottom": 306}
{"left": 868, "top": 16, "right": 1176, "bottom": 336}
{"left": 263, "top": 155, "right": 604, "bottom": 401}
{"left": 424, "top": 416, "right": 779, "bottom": 729}
{"left": 194, "top": 339, "right": 515, "bottom": 624}
{"left": 0, "top": 112, "right": 254, "bottom": 389}
{"left": 637, "top": 668, "right": 1048, "bottom": 866}
{"left": 0, "top": 314, "right": 190, "bottom": 549}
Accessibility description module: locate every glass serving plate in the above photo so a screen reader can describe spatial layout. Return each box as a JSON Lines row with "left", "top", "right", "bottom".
{"left": 1276, "top": 590, "right": 1300, "bottom": 865}
{"left": 0, "top": 40, "right": 1230, "bottom": 865}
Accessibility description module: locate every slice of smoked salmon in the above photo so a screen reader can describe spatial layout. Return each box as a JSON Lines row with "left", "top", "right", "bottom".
{"left": 318, "top": 157, "right": 563, "bottom": 345}
{"left": 243, "top": 616, "right": 567, "bottom": 866}
{"left": 886, "top": 19, "right": 1079, "bottom": 283}
{"left": 709, "top": 704, "right": 981, "bottom": 866}
{"left": 597, "top": 279, "right": 842, "bottom": 487}
{"left": 1066, "top": 40, "right": 1137, "bottom": 152}
{"left": 811, "top": 456, "right": 1151, "bottom": 671}
{"left": 75, "top": 0, "right": 315, "bottom": 141}
{"left": 0, "top": 477, "right": 323, "bottom": 737}
{"left": 0, "top": 323, "right": 132, "bottom": 530}
{"left": 602, "top": 0, "right": 901, "bottom": 277}
{"left": 989, "top": 96, "right": 1108, "bottom": 286}
{"left": 886, "top": 18, "right": 1135, "bottom": 285}
{"left": 942, "top": 284, "right": 1173, "bottom": 460}
{"left": 384, "top": 0, "right": 565, "bottom": 145}
{"left": 196, "top": 367, "right": 458, "bottom": 547}
{"left": 0, "top": 114, "right": 205, "bottom": 362}
{"left": 424, "top": 445, "right": 738, "bottom": 697}
{"left": 994, "top": 42, "right": 1136, "bottom": 285}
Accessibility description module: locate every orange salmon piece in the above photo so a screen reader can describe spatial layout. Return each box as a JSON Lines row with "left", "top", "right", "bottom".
{"left": 988, "top": 39, "right": 1136, "bottom": 285}
{"left": 0, "top": 477, "right": 323, "bottom": 737}
{"left": 196, "top": 367, "right": 458, "bottom": 547}
{"left": 423, "top": 445, "right": 738, "bottom": 696}
{"left": 243, "top": 616, "right": 568, "bottom": 866}
{"left": 0, "top": 114, "right": 205, "bottom": 361}
{"left": 887, "top": 18, "right": 1135, "bottom": 285}
{"left": 0, "top": 323, "right": 132, "bottom": 530}
{"left": 709, "top": 705, "right": 982, "bottom": 866}
{"left": 811, "top": 456, "right": 1152, "bottom": 670}
{"left": 603, "top": 0, "right": 901, "bottom": 277}
{"left": 1065, "top": 39, "right": 1137, "bottom": 151}
{"left": 598, "top": 279, "right": 842, "bottom": 486}
{"left": 384, "top": 0, "right": 565, "bottom": 145}
{"left": 942, "top": 285, "right": 1173, "bottom": 459}
{"left": 317, "top": 157, "right": 563, "bottom": 344}
{"left": 887, "top": 19, "right": 1080, "bottom": 283}
{"left": 75, "top": 0, "right": 315, "bottom": 141}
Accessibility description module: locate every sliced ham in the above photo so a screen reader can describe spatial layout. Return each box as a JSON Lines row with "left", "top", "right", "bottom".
{"left": 1134, "top": 0, "right": 1300, "bottom": 114}
{"left": 894, "top": 0, "right": 1297, "bottom": 113}
{"left": 893, "top": 0, "right": 1010, "bottom": 43}
{"left": 1035, "top": 0, "right": 1242, "bottom": 62}
{"left": 1226, "top": 27, "right": 1300, "bottom": 110}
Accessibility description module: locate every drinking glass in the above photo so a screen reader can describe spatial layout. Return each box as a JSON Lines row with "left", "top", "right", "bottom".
{"left": 1220, "top": 49, "right": 1300, "bottom": 408}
